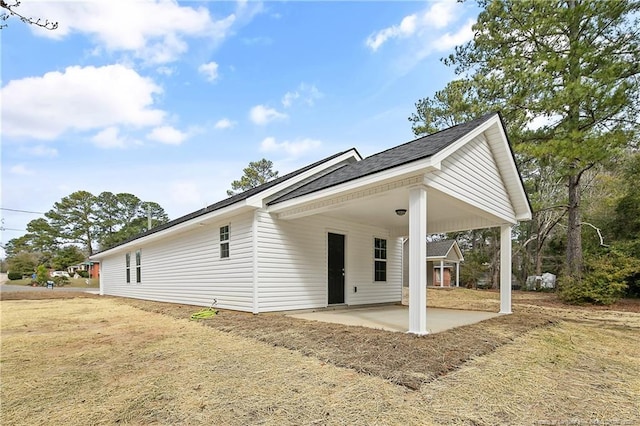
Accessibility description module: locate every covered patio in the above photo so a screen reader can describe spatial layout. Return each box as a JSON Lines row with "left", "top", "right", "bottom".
{"left": 269, "top": 113, "right": 532, "bottom": 334}
{"left": 288, "top": 304, "right": 502, "bottom": 334}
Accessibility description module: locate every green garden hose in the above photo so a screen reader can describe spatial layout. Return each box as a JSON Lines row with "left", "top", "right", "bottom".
{"left": 190, "top": 298, "right": 218, "bottom": 320}
{"left": 190, "top": 308, "right": 218, "bottom": 320}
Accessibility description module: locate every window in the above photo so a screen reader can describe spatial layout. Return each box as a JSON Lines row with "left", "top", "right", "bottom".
{"left": 220, "top": 225, "right": 229, "bottom": 258}
{"left": 135, "top": 250, "right": 141, "bottom": 283}
{"left": 374, "top": 238, "right": 387, "bottom": 281}
{"left": 125, "top": 252, "right": 131, "bottom": 283}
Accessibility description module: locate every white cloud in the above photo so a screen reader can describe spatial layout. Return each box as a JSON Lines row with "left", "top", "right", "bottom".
{"left": 91, "top": 127, "right": 129, "bottom": 149}
{"left": 365, "top": 0, "right": 462, "bottom": 51}
{"left": 198, "top": 61, "right": 219, "bottom": 82}
{"left": 146, "top": 126, "right": 189, "bottom": 145}
{"left": 23, "top": 145, "right": 58, "bottom": 157}
{"left": 215, "top": 118, "right": 236, "bottom": 129}
{"left": 10, "top": 164, "right": 35, "bottom": 176}
{"left": 1, "top": 64, "right": 165, "bottom": 140}
{"left": 433, "top": 19, "right": 475, "bottom": 51}
{"left": 19, "top": 1, "right": 238, "bottom": 65}
{"left": 249, "top": 105, "right": 288, "bottom": 125}
{"left": 260, "top": 136, "right": 322, "bottom": 157}
{"left": 156, "top": 66, "right": 176, "bottom": 76}
{"left": 281, "top": 83, "right": 323, "bottom": 108}
{"left": 366, "top": 14, "right": 419, "bottom": 51}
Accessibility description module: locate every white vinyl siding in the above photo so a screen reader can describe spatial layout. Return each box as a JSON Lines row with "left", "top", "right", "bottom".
{"left": 100, "top": 209, "right": 401, "bottom": 313}
{"left": 255, "top": 210, "right": 402, "bottom": 312}
{"left": 429, "top": 135, "right": 516, "bottom": 223}
{"left": 100, "top": 212, "right": 254, "bottom": 311}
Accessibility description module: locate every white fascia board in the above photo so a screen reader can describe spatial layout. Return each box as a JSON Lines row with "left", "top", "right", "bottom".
{"left": 90, "top": 202, "right": 253, "bottom": 259}
{"left": 268, "top": 157, "right": 440, "bottom": 213}
{"left": 245, "top": 149, "right": 361, "bottom": 208}
{"left": 492, "top": 122, "right": 532, "bottom": 220}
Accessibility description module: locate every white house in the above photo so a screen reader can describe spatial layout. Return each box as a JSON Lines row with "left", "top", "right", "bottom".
{"left": 91, "top": 113, "right": 531, "bottom": 335}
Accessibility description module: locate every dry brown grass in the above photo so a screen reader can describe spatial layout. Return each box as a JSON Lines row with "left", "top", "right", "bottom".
{"left": 120, "top": 298, "right": 553, "bottom": 390}
{"left": 2, "top": 289, "right": 639, "bottom": 425}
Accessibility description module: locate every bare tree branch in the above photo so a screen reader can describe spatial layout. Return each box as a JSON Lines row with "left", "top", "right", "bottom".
{"left": 1, "top": 0, "right": 58, "bottom": 30}
{"left": 581, "top": 221, "right": 609, "bottom": 247}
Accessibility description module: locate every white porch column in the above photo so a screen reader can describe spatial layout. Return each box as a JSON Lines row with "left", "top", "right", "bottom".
{"left": 439, "top": 260, "right": 444, "bottom": 287}
{"left": 456, "top": 262, "right": 460, "bottom": 287}
{"left": 408, "top": 186, "right": 428, "bottom": 335}
{"left": 500, "top": 224, "right": 512, "bottom": 314}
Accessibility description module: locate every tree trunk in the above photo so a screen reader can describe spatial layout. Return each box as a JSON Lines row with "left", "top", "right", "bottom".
{"left": 566, "top": 173, "right": 582, "bottom": 278}
{"left": 535, "top": 245, "right": 543, "bottom": 276}
{"left": 565, "top": 0, "right": 583, "bottom": 279}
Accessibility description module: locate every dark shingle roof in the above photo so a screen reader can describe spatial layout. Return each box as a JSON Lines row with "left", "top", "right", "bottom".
{"left": 93, "top": 149, "right": 356, "bottom": 255}
{"left": 269, "top": 112, "right": 498, "bottom": 205}
{"left": 426, "top": 240, "right": 458, "bottom": 258}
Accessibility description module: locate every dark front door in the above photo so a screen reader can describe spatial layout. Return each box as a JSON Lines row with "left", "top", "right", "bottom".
{"left": 327, "top": 233, "right": 345, "bottom": 304}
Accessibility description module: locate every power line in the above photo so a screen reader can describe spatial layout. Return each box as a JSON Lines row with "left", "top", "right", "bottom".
{"left": 0, "top": 207, "right": 45, "bottom": 215}
{"left": 0, "top": 227, "right": 26, "bottom": 232}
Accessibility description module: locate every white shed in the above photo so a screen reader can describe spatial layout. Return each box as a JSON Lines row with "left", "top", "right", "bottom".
{"left": 91, "top": 112, "right": 531, "bottom": 335}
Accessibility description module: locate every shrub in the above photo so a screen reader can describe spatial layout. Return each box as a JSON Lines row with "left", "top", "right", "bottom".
{"left": 34, "top": 265, "right": 49, "bottom": 286}
{"left": 558, "top": 275, "right": 625, "bottom": 305}
{"left": 76, "top": 270, "right": 89, "bottom": 278}
{"left": 558, "top": 250, "right": 640, "bottom": 305}
{"left": 7, "top": 272, "right": 23, "bottom": 280}
{"left": 52, "top": 276, "right": 70, "bottom": 287}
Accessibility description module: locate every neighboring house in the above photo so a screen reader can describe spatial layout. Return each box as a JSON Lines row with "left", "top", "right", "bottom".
{"left": 67, "top": 261, "right": 100, "bottom": 278}
{"left": 90, "top": 113, "right": 531, "bottom": 335}
{"left": 427, "top": 240, "right": 464, "bottom": 288}
{"left": 402, "top": 239, "right": 464, "bottom": 287}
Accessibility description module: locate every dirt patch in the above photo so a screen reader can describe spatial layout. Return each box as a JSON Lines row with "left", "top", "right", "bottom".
{"left": 119, "top": 298, "right": 554, "bottom": 390}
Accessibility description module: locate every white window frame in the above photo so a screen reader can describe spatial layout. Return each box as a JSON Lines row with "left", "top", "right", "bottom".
{"left": 135, "top": 249, "right": 141, "bottom": 283}
{"left": 374, "top": 237, "right": 387, "bottom": 282}
{"left": 125, "top": 252, "right": 131, "bottom": 284}
{"left": 220, "top": 225, "right": 230, "bottom": 259}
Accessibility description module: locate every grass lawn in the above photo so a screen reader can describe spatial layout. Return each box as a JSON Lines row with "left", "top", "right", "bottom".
{"left": 5, "top": 277, "right": 99, "bottom": 288}
{"left": 1, "top": 289, "right": 639, "bottom": 425}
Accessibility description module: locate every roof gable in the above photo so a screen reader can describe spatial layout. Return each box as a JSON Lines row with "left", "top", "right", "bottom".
{"left": 268, "top": 113, "right": 498, "bottom": 205}
{"left": 426, "top": 240, "right": 464, "bottom": 261}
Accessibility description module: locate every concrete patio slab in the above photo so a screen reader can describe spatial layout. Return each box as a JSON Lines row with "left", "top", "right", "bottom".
{"left": 288, "top": 305, "right": 502, "bottom": 334}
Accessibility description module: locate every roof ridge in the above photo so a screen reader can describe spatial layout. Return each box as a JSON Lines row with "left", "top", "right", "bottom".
{"left": 362, "top": 112, "right": 498, "bottom": 161}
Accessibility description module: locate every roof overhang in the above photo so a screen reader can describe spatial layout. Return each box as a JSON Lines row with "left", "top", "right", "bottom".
{"left": 267, "top": 156, "right": 441, "bottom": 218}
{"left": 267, "top": 115, "right": 531, "bottom": 234}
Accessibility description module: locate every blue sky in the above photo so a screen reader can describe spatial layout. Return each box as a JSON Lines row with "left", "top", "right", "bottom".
{"left": 0, "top": 0, "right": 479, "bottom": 254}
